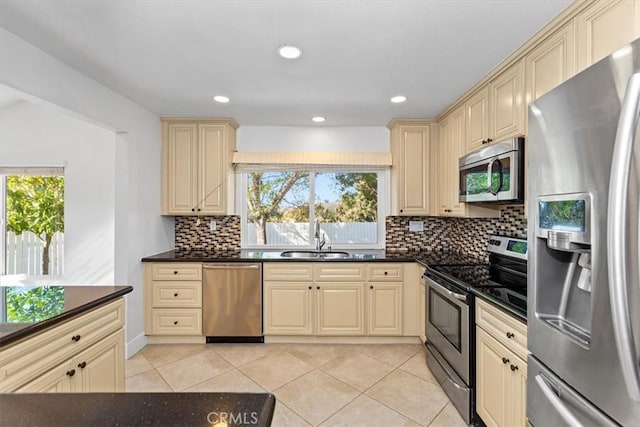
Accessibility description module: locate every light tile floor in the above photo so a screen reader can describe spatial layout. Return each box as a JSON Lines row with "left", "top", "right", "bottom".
{"left": 126, "top": 343, "right": 468, "bottom": 427}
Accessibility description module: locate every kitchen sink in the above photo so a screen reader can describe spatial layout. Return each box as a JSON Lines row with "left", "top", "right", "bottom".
{"left": 280, "top": 250, "right": 351, "bottom": 259}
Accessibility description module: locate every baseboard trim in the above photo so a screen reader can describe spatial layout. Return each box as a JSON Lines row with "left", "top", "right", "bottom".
{"left": 147, "top": 335, "right": 206, "bottom": 344}
{"left": 126, "top": 332, "right": 148, "bottom": 358}
{"left": 264, "top": 335, "right": 422, "bottom": 344}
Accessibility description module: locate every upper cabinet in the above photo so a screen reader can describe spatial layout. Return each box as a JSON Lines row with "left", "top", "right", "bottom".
{"left": 389, "top": 119, "right": 436, "bottom": 216}
{"left": 161, "top": 118, "right": 238, "bottom": 215}
{"left": 466, "top": 61, "right": 525, "bottom": 153}
{"left": 576, "top": 0, "right": 640, "bottom": 72}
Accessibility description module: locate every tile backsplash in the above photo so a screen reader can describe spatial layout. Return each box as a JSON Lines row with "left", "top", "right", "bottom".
{"left": 385, "top": 205, "right": 527, "bottom": 260}
{"left": 174, "top": 206, "right": 527, "bottom": 260}
{"left": 175, "top": 215, "right": 241, "bottom": 253}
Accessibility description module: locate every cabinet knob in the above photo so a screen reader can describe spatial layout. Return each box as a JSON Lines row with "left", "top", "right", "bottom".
{"left": 384, "top": 271, "right": 388, "bottom": 275}
{"left": 173, "top": 271, "right": 178, "bottom": 275}
{"left": 487, "top": 138, "right": 493, "bottom": 143}
{"left": 66, "top": 369, "right": 76, "bottom": 377}
{"left": 197, "top": 208, "right": 201, "bottom": 212}
{"left": 191, "top": 208, "right": 195, "bottom": 212}
{"left": 174, "top": 293, "right": 179, "bottom": 297}
{"left": 482, "top": 139, "right": 487, "bottom": 144}
{"left": 71, "top": 335, "right": 81, "bottom": 342}
{"left": 370, "top": 285, "right": 374, "bottom": 289}
{"left": 78, "top": 362, "right": 87, "bottom": 369}
{"left": 308, "top": 286, "right": 312, "bottom": 290}
{"left": 502, "top": 357, "right": 510, "bottom": 364}
{"left": 510, "top": 364, "right": 519, "bottom": 372}
{"left": 506, "top": 332, "right": 515, "bottom": 339}
{"left": 173, "top": 321, "right": 178, "bottom": 325}
{"left": 316, "top": 286, "right": 320, "bottom": 290}
{"left": 400, "top": 209, "right": 404, "bottom": 213}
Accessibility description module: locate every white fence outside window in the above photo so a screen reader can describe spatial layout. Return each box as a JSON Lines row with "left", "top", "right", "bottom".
{"left": 246, "top": 222, "right": 377, "bottom": 246}
{"left": 5, "top": 231, "right": 64, "bottom": 275}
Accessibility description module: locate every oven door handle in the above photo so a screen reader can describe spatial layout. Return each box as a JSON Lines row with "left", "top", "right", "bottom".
{"left": 428, "top": 279, "right": 467, "bottom": 302}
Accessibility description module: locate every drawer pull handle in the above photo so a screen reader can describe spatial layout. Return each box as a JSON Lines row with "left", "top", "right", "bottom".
{"left": 506, "top": 332, "right": 515, "bottom": 339}
{"left": 71, "top": 335, "right": 81, "bottom": 342}
{"left": 510, "top": 364, "right": 519, "bottom": 372}
{"left": 173, "top": 321, "right": 179, "bottom": 325}
{"left": 78, "top": 362, "right": 87, "bottom": 369}
{"left": 66, "top": 369, "right": 76, "bottom": 377}
{"left": 174, "top": 293, "right": 179, "bottom": 297}
{"left": 502, "top": 357, "right": 510, "bottom": 364}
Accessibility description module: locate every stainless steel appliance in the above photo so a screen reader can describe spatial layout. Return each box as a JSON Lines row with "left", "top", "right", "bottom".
{"left": 202, "top": 263, "right": 263, "bottom": 343}
{"left": 459, "top": 136, "right": 525, "bottom": 203}
{"left": 424, "top": 235, "right": 527, "bottom": 424}
{"left": 527, "top": 37, "right": 640, "bottom": 426}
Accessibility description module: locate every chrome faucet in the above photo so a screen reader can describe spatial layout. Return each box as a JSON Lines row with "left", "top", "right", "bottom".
{"left": 314, "top": 220, "right": 326, "bottom": 251}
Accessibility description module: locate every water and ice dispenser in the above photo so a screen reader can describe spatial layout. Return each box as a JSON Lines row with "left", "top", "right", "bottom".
{"left": 534, "top": 193, "right": 593, "bottom": 348}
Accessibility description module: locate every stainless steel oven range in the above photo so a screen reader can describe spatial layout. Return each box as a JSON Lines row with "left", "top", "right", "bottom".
{"left": 424, "top": 235, "right": 527, "bottom": 424}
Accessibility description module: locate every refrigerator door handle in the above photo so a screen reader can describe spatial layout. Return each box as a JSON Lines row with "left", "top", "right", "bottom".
{"left": 607, "top": 72, "right": 640, "bottom": 402}
{"left": 535, "top": 374, "right": 584, "bottom": 427}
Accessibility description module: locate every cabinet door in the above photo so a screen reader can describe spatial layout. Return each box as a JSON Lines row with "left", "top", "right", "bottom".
{"left": 576, "top": 0, "right": 640, "bottom": 72}
{"left": 526, "top": 22, "right": 575, "bottom": 104}
{"left": 16, "top": 361, "right": 73, "bottom": 393}
{"left": 398, "top": 125, "right": 430, "bottom": 215}
{"left": 75, "top": 329, "right": 125, "bottom": 392}
{"left": 489, "top": 60, "right": 524, "bottom": 141}
{"left": 199, "top": 124, "right": 226, "bottom": 214}
{"left": 465, "top": 87, "right": 489, "bottom": 152}
{"left": 476, "top": 327, "right": 510, "bottom": 427}
{"left": 263, "top": 282, "right": 313, "bottom": 335}
{"left": 509, "top": 355, "right": 528, "bottom": 427}
{"left": 368, "top": 283, "right": 402, "bottom": 336}
{"left": 436, "top": 118, "right": 451, "bottom": 215}
{"left": 447, "top": 106, "right": 466, "bottom": 216}
{"left": 316, "top": 283, "right": 365, "bottom": 335}
{"left": 163, "top": 123, "right": 198, "bottom": 215}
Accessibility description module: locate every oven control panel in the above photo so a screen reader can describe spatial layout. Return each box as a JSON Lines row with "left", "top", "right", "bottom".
{"left": 488, "top": 235, "right": 528, "bottom": 260}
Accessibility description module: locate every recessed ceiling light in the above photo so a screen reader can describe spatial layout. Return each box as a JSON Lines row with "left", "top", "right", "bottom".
{"left": 213, "top": 95, "right": 230, "bottom": 103}
{"left": 312, "top": 116, "right": 326, "bottom": 123}
{"left": 390, "top": 95, "right": 407, "bottom": 103}
{"left": 279, "top": 45, "right": 302, "bottom": 59}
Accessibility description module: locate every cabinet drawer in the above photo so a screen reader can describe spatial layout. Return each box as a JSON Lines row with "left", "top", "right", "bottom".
{"left": 151, "top": 263, "right": 202, "bottom": 281}
{"left": 315, "top": 263, "right": 366, "bottom": 281}
{"left": 263, "top": 263, "right": 313, "bottom": 281}
{"left": 0, "top": 298, "right": 124, "bottom": 392}
{"left": 367, "top": 264, "right": 404, "bottom": 281}
{"left": 150, "top": 309, "right": 202, "bottom": 335}
{"left": 476, "top": 298, "right": 527, "bottom": 361}
{"left": 151, "top": 281, "right": 202, "bottom": 308}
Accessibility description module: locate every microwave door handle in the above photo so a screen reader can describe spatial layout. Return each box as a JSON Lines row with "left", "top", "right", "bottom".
{"left": 608, "top": 72, "right": 640, "bottom": 401}
{"left": 487, "top": 158, "right": 502, "bottom": 195}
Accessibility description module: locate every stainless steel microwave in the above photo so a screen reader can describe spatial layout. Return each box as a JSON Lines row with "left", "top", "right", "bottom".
{"left": 458, "top": 136, "right": 524, "bottom": 203}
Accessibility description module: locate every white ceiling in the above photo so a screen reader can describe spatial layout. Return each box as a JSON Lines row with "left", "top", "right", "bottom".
{"left": 0, "top": 0, "right": 571, "bottom": 126}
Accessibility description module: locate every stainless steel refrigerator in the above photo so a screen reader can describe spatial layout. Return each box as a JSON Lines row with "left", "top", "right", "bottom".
{"left": 528, "top": 37, "right": 640, "bottom": 426}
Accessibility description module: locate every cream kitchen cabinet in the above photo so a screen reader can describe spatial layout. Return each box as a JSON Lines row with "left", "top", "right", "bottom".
{"left": 263, "top": 262, "right": 406, "bottom": 337}
{"left": 0, "top": 298, "right": 125, "bottom": 393}
{"left": 144, "top": 262, "right": 203, "bottom": 336}
{"left": 476, "top": 299, "right": 528, "bottom": 427}
{"left": 466, "top": 61, "right": 525, "bottom": 153}
{"left": 388, "top": 119, "right": 437, "bottom": 215}
{"left": 161, "top": 118, "right": 237, "bottom": 215}
{"left": 436, "top": 107, "right": 499, "bottom": 218}
{"left": 576, "top": 0, "right": 640, "bottom": 72}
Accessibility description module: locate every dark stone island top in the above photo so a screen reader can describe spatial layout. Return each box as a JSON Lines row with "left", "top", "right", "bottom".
{"left": 0, "top": 392, "right": 276, "bottom": 427}
{"left": 141, "top": 249, "right": 486, "bottom": 265}
{"left": 0, "top": 284, "right": 133, "bottom": 348}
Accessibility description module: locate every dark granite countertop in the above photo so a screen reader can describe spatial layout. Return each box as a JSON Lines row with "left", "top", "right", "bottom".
{"left": 141, "top": 249, "right": 486, "bottom": 265}
{"left": 0, "top": 285, "right": 133, "bottom": 348}
{"left": 0, "top": 392, "right": 275, "bottom": 426}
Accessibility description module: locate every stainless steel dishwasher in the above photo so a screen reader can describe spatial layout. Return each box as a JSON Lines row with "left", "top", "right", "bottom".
{"left": 202, "top": 263, "right": 263, "bottom": 343}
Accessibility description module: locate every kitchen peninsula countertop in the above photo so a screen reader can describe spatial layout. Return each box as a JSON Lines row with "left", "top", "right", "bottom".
{"left": 0, "top": 392, "right": 276, "bottom": 427}
{"left": 0, "top": 284, "right": 133, "bottom": 348}
{"left": 141, "top": 249, "right": 486, "bottom": 265}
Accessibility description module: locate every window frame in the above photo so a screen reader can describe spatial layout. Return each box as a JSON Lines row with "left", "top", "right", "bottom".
{"left": 238, "top": 168, "right": 389, "bottom": 250}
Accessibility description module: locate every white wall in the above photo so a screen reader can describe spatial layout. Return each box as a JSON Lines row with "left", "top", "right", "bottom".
{"left": 0, "top": 101, "right": 116, "bottom": 283}
{"left": 0, "top": 28, "right": 174, "bottom": 357}
{"left": 237, "top": 126, "right": 389, "bottom": 152}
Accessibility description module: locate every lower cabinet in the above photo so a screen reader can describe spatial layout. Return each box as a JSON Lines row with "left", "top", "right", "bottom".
{"left": 17, "top": 329, "right": 125, "bottom": 393}
{"left": 263, "top": 262, "right": 404, "bottom": 336}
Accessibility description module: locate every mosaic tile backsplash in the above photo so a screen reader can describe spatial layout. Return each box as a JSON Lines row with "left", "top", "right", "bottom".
{"left": 385, "top": 205, "right": 527, "bottom": 261}
{"left": 174, "top": 206, "right": 526, "bottom": 260}
{"left": 175, "top": 215, "right": 241, "bottom": 253}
